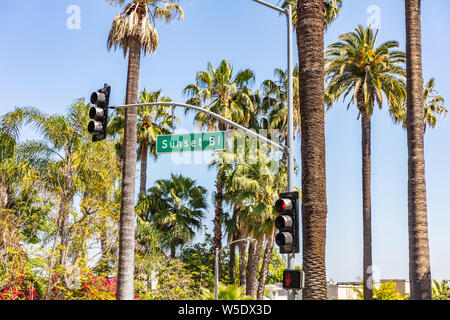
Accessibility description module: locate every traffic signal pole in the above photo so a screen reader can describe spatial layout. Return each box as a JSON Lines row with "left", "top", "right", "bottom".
{"left": 251, "top": 0, "right": 297, "bottom": 300}
{"left": 286, "top": 4, "right": 297, "bottom": 302}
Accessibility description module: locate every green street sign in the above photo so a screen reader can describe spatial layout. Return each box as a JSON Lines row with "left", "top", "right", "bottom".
{"left": 156, "top": 131, "right": 226, "bottom": 154}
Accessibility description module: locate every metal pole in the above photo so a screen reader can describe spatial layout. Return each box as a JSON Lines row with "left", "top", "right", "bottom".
{"left": 250, "top": 0, "right": 286, "bottom": 13}
{"left": 214, "top": 238, "right": 255, "bottom": 300}
{"left": 112, "top": 102, "right": 284, "bottom": 152}
{"left": 215, "top": 247, "right": 219, "bottom": 300}
{"left": 286, "top": 4, "right": 296, "bottom": 301}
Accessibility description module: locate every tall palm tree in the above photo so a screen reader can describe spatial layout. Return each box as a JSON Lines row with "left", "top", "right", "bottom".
{"left": 404, "top": 0, "right": 432, "bottom": 299}
{"left": 183, "top": 60, "right": 255, "bottom": 266}
{"left": 137, "top": 174, "right": 207, "bottom": 258}
{"left": 325, "top": 25, "right": 406, "bottom": 300}
{"left": 137, "top": 89, "right": 177, "bottom": 195}
{"left": 107, "top": 0, "right": 183, "bottom": 300}
{"left": 281, "top": 0, "right": 343, "bottom": 31}
{"left": 296, "top": 0, "right": 328, "bottom": 300}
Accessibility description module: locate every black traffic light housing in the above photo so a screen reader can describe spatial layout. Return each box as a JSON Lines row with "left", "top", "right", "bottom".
{"left": 88, "top": 84, "right": 111, "bottom": 142}
{"left": 274, "top": 191, "right": 299, "bottom": 254}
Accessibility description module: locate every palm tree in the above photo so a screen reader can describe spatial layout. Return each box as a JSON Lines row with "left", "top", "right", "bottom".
{"left": 391, "top": 78, "right": 447, "bottom": 133}
{"left": 296, "top": 0, "right": 328, "bottom": 300}
{"left": 261, "top": 67, "right": 301, "bottom": 144}
{"left": 422, "top": 79, "right": 447, "bottom": 131}
{"left": 137, "top": 174, "right": 207, "bottom": 258}
{"left": 404, "top": 0, "right": 432, "bottom": 300}
{"left": 136, "top": 89, "right": 177, "bottom": 195}
{"left": 107, "top": 0, "right": 183, "bottom": 300}
{"left": 183, "top": 59, "right": 255, "bottom": 267}
{"left": 281, "top": 0, "right": 343, "bottom": 31}
{"left": 224, "top": 144, "right": 286, "bottom": 299}
{"left": 325, "top": 25, "right": 406, "bottom": 300}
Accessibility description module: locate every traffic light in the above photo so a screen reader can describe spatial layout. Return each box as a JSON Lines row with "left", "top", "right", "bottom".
{"left": 274, "top": 191, "right": 299, "bottom": 254}
{"left": 283, "top": 269, "right": 305, "bottom": 290}
{"left": 88, "top": 84, "right": 111, "bottom": 142}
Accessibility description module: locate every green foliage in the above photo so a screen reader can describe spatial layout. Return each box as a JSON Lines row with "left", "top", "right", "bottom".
{"left": 200, "top": 284, "right": 252, "bottom": 300}
{"left": 150, "top": 259, "right": 197, "bottom": 300}
{"left": 137, "top": 174, "right": 207, "bottom": 258}
{"left": 432, "top": 280, "right": 450, "bottom": 300}
{"left": 325, "top": 25, "right": 406, "bottom": 117}
{"left": 179, "top": 234, "right": 215, "bottom": 291}
{"left": 67, "top": 268, "right": 117, "bottom": 300}
{"left": 352, "top": 280, "right": 405, "bottom": 300}
{"left": 0, "top": 249, "right": 44, "bottom": 300}
{"left": 264, "top": 248, "right": 287, "bottom": 285}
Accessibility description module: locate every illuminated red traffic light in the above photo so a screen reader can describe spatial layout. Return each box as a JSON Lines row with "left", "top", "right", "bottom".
{"left": 275, "top": 198, "right": 292, "bottom": 213}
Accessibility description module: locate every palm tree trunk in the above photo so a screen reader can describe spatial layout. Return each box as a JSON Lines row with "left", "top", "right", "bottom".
{"left": 405, "top": 0, "right": 432, "bottom": 300}
{"left": 213, "top": 178, "right": 223, "bottom": 279}
{"left": 139, "top": 141, "right": 148, "bottom": 196}
{"left": 229, "top": 233, "right": 236, "bottom": 285}
{"left": 358, "top": 93, "right": 373, "bottom": 300}
{"left": 257, "top": 231, "right": 275, "bottom": 300}
{"left": 237, "top": 225, "right": 247, "bottom": 288}
{"left": 296, "top": 0, "right": 328, "bottom": 300}
{"left": 245, "top": 240, "right": 256, "bottom": 295}
{"left": 117, "top": 36, "right": 141, "bottom": 300}
{"left": 228, "top": 205, "right": 239, "bottom": 285}
{"left": 248, "top": 239, "right": 263, "bottom": 298}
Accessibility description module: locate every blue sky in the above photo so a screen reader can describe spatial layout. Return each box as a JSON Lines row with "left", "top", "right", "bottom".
{"left": 1, "top": 0, "right": 449, "bottom": 283}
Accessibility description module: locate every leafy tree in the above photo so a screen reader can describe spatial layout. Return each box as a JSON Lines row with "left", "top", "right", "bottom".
{"left": 150, "top": 259, "right": 197, "bottom": 300}
{"left": 179, "top": 234, "right": 216, "bottom": 291}
{"left": 1, "top": 101, "right": 121, "bottom": 299}
{"left": 137, "top": 174, "right": 207, "bottom": 258}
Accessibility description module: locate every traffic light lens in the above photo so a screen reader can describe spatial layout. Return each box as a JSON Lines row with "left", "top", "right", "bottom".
{"left": 275, "top": 215, "right": 293, "bottom": 229}
{"left": 275, "top": 198, "right": 292, "bottom": 213}
{"left": 275, "top": 232, "right": 293, "bottom": 246}
{"left": 88, "top": 121, "right": 103, "bottom": 134}
{"left": 89, "top": 107, "right": 105, "bottom": 120}
{"left": 91, "top": 92, "right": 106, "bottom": 105}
